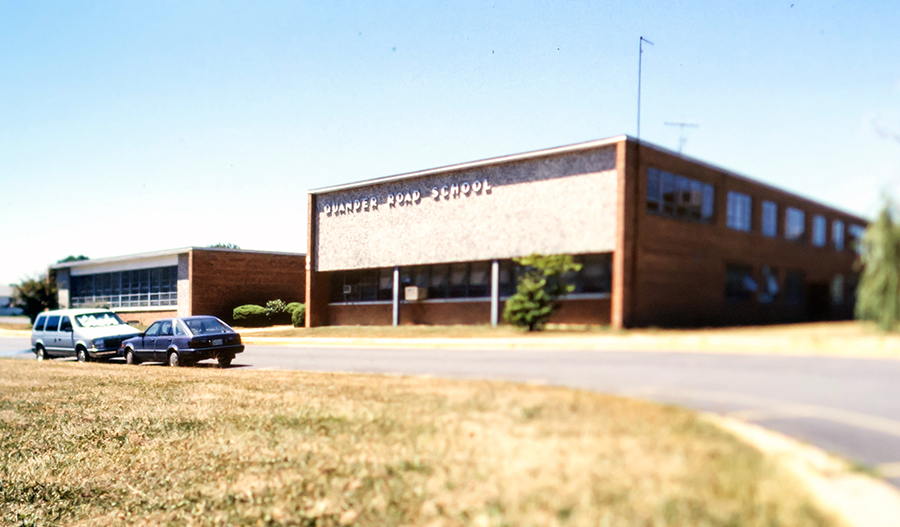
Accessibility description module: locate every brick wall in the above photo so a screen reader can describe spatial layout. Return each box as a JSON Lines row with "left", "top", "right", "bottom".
{"left": 190, "top": 249, "right": 306, "bottom": 323}
{"left": 626, "top": 143, "right": 864, "bottom": 327}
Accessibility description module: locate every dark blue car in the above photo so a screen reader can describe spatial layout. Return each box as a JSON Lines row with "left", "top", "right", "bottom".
{"left": 120, "top": 316, "right": 244, "bottom": 367}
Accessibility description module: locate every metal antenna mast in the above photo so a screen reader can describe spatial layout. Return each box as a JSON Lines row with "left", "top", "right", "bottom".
{"left": 637, "top": 36, "right": 654, "bottom": 140}
{"left": 664, "top": 121, "right": 699, "bottom": 153}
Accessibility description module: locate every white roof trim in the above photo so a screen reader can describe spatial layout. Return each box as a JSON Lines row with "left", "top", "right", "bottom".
{"left": 50, "top": 247, "right": 306, "bottom": 270}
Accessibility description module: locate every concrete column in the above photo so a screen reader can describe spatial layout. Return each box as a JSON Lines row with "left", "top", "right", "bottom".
{"left": 392, "top": 266, "right": 400, "bottom": 327}
{"left": 56, "top": 268, "right": 71, "bottom": 309}
{"left": 491, "top": 259, "right": 500, "bottom": 327}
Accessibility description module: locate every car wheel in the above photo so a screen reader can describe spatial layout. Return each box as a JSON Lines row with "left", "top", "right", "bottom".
{"left": 125, "top": 349, "right": 139, "bottom": 365}
{"left": 76, "top": 347, "right": 89, "bottom": 363}
{"left": 168, "top": 351, "right": 181, "bottom": 367}
{"left": 35, "top": 345, "right": 47, "bottom": 361}
{"left": 217, "top": 355, "right": 233, "bottom": 368}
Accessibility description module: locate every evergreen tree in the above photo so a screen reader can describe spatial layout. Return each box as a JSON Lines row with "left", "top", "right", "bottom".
{"left": 503, "top": 254, "right": 582, "bottom": 331}
{"left": 855, "top": 200, "right": 900, "bottom": 330}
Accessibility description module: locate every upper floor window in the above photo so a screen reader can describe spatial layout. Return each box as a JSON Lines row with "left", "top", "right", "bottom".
{"left": 761, "top": 201, "right": 778, "bottom": 237}
{"left": 833, "top": 220, "right": 845, "bottom": 250}
{"left": 848, "top": 224, "right": 866, "bottom": 252}
{"left": 785, "top": 207, "right": 806, "bottom": 241}
{"left": 812, "top": 215, "right": 827, "bottom": 247}
{"left": 646, "top": 168, "right": 714, "bottom": 223}
{"left": 726, "top": 192, "right": 752, "bottom": 231}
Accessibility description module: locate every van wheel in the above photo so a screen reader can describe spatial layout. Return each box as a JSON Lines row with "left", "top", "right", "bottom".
{"left": 217, "top": 355, "right": 233, "bottom": 368}
{"left": 168, "top": 351, "right": 181, "bottom": 367}
{"left": 125, "top": 349, "right": 139, "bottom": 365}
{"left": 35, "top": 345, "right": 47, "bottom": 361}
{"left": 76, "top": 347, "right": 89, "bottom": 363}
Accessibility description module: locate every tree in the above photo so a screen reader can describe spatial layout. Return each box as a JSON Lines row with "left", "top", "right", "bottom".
{"left": 502, "top": 254, "right": 582, "bottom": 331}
{"left": 57, "top": 255, "right": 89, "bottom": 263}
{"left": 14, "top": 274, "right": 58, "bottom": 323}
{"left": 855, "top": 200, "right": 900, "bottom": 330}
{"left": 209, "top": 243, "right": 240, "bottom": 249}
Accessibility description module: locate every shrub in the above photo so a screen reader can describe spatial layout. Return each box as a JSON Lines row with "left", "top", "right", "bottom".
{"left": 264, "top": 300, "right": 293, "bottom": 325}
{"left": 233, "top": 304, "right": 267, "bottom": 327}
{"left": 503, "top": 254, "right": 581, "bottom": 331}
{"left": 291, "top": 304, "right": 306, "bottom": 327}
{"left": 286, "top": 302, "right": 303, "bottom": 314}
{"left": 856, "top": 200, "right": 900, "bottom": 330}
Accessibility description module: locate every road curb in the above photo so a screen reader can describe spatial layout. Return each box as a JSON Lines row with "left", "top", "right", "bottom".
{"left": 708, "top": 414, "right": 900, "bottom": 527}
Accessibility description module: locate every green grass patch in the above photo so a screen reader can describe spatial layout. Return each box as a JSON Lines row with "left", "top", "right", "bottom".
{"left": 0, "top": 360, "right": 840, "bottom": 526}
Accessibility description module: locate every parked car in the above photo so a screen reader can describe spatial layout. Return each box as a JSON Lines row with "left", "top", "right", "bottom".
{"left": 120, "top": 316, "right": 244, "bottom": 367}
{"left": 31, "top": 308, "right": 142, "bottom": 362}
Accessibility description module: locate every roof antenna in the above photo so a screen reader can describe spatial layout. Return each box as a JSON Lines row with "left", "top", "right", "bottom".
{"left": 664, "top": 121, "right": 699, "bottom": 154}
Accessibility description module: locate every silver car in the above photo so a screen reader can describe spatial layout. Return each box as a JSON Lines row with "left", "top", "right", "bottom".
{"left": 31, "top": 308, "right": 141, "bottom": 362}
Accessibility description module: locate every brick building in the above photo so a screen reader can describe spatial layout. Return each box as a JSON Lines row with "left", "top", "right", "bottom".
{"left": 305, "top": 135, "right": 867, "bottom": 328}
{"left": 52, "top": 247, "right": 306, "bottom": 325}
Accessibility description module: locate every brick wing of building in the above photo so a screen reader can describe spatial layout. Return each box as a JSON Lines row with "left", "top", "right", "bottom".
{"left": 305, "top": 135, "right": 866, "bottom": 328}
{"left": 52, "top": 247, "right": 306, "bottom": 325}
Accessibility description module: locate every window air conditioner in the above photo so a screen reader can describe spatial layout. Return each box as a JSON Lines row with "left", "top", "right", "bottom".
{"left": 404, "top": 286, "right": 428, "bottom": 301}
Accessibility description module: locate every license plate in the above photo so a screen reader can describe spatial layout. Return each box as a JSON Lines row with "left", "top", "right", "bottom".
{"left": 212, "top": 339, "right": 223, "bottom": 346}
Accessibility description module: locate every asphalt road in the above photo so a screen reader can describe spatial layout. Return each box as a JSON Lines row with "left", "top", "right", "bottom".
{"left": 3, "top": 337, "right": 899, "bottom": 487}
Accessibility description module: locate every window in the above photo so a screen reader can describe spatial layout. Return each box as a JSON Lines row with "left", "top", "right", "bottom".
{"left": 848, "top": 224, "right": 866, "bottom": 252}
{"left": 570, "top": 254, "right": 612, "bottom": 294}
{"left": 174, "top": 321, "right": 186, "bottom": 337}
{"left": 59, "top": 316, "right": 72, "bottom": 332}
{"left": 785, "top": 207, "right": 806, "bottom": 241}
{"left": 45, "top": 316, "right": 60, "bottom": 332}
{"left": 185, "top": 318, "right": 230, "bottom": 335}
{"left": 812, "top": 215, "right": 827, "bottom": 247}
{"left": 784, "top": 271, "right": 805, "bottom": 305}
{"left": 34, "top": 316, "right": 46, "bottom": 331}
{"left": 144, "top": 322, "right": 161, "bottom": 337}
{"left": 70, "top": 266, "right": 178, "bottom": 308}
{"left": 831, "top": 275, "right": 844, "bottom": 306}
{"left": 330, "top": 267, "right": 395, "bottom": 303}
{"left": 762, "top": 201, "right": 778, "bottom": 237}
{"left": 758, "top": 266, "right": 779, "bottom": 304}
{"left": 159, "top": 321, "right": 173, "bottom": 336}
{"left": 725, "top": 264, "right": 757, "bottom": 301}
{"left": 726, "top": 192, "right": 752, "bottom": 231}
{"left": 646, "top": 168, "right": 714, "bottom": 222}
{"left": 833, "top": 220, "right": 845, "bottom": 250}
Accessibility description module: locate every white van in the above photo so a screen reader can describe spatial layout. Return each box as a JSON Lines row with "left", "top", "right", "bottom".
{"left": 31, "top": 308, "right": 141, "bottom": 362}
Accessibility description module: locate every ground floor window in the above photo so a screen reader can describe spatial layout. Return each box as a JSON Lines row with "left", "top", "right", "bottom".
{"left": 70, "top": 266, "right": 178, "bottom": 308}
{"left": 328, "top": 253, "right": 613, "bottom": 304}
{"left": 329, "top": 267, "right": 394, "bottom": 303}
{"left": 725, "top": 264, "right": 757, "bottom": 302}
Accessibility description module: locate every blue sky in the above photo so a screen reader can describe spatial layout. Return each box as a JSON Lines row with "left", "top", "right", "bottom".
{"left": 2, "top": 1, "right": 899, "bottom": 285}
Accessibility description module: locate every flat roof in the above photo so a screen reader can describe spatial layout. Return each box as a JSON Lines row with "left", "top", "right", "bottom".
{"left": 309, "top": 135, "right": 867, "bottom": 223}
{"left": 50, "top": 246, "right": 306, "bottom": 270}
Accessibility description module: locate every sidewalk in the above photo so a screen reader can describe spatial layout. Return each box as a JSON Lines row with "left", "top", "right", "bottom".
{"left": 237, "top": 321, "right": 900, "bottom": 358}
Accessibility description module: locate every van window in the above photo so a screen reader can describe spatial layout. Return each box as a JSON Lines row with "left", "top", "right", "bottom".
{"left": 60, "top": 317, "right": 73, "bottom": 332}
{"left": 34, "top": 316, "right": 47, "bottom": 331}
{"left": 45, "top": 316, "right": 60, "bottom": 332}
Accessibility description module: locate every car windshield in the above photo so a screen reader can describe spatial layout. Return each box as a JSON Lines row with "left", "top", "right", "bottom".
{"left": 74, "top": 312, "right": 126, "bottom": 328}
{"left": 185, "top": 318, "right": 231, "bottom": 335}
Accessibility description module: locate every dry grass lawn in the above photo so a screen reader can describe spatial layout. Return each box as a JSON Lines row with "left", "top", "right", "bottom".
{"left": 0, "top": 360, "right": 840, "bottom": 526}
